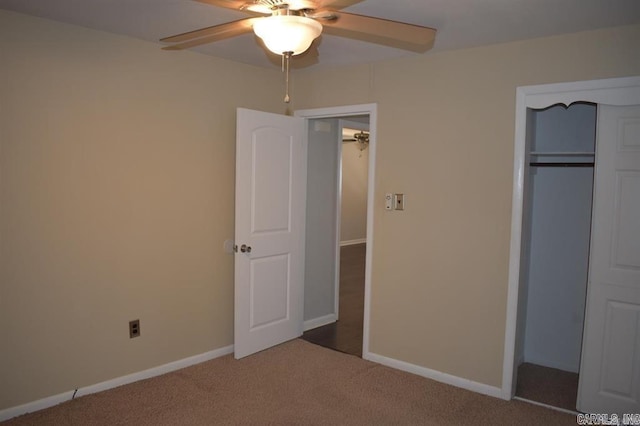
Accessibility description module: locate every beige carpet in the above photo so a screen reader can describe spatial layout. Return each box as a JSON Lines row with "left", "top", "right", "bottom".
{"left": 3, "top": 340, "right": 575, "bottom": 425}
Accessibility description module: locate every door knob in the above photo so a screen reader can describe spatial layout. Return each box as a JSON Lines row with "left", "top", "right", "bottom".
{"left": 240, "top": 244, "right": 252, "bottom": 253}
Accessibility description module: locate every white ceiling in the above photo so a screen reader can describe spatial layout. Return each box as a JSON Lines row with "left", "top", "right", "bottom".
{"left": 1, "top": 0, "right": 639, "bottom": 70}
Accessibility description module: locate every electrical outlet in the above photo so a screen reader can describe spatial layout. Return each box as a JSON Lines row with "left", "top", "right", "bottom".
{"left": 129, "top": 319, "right": 140, "bottom": 338}
{"left": 385, "top": 193, "right": 393, "bottom": 210}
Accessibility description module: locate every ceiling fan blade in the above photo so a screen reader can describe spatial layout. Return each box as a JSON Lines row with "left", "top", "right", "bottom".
{"left": 313, "top": 0, "right": 364, "bottom": 9}
{"left": 193, "top": 0, "right": 257, "bottom": 12}
{"left": 320, "top": 11, "right": 436, "bottom": 53}
{"left": 161, "top": 18, "right": 260, "bottom": 49}
{"left": 195, "top": 0, "right": 362, "bottom": 12}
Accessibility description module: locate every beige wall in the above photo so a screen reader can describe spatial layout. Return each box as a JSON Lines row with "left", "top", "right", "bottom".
{"left": 2, "top": 7, "right": 639, "bottom": 411}
{"left": 294, "top": 24, "right": 640, "bottom": 387}
{"left": 0, "top": 10, "right": 284, "bottom": 409}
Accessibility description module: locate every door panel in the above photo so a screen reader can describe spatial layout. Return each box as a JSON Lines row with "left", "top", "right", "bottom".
{"left": 252, "top": 132, "right": 292, "bottom": 234}
{"left": 578, "top": 105, "right": 640, "bottom": 414}
{"left": 600, "top": 298, "right": 640, "bottom": 399}
{"left": 235, "top": 108, "right": 305, "bottom": 359}
{"left": 612, "top": 173, "right": 640, "bottom": 269}
{"left": 250, "top": 254, "right": 290, "bottom": 329}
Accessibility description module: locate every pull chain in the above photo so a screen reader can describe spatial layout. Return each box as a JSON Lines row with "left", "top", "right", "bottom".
{"left": 281, "top": 51, "right": 292, "bottom": 103}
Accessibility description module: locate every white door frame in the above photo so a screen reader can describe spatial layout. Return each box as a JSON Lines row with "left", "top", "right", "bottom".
{"left": 295, "top": 103, "right": 377, "bottom": 358}
{"left": 502, "top": 76, "right": 640, "bottom": 399}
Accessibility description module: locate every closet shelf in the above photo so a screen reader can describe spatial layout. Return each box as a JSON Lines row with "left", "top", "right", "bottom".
{"left": 529, "top": 162, "right": 594, "bottom": 168}
{"left": 530, "top": 151, "right": 595, "bottom": 157}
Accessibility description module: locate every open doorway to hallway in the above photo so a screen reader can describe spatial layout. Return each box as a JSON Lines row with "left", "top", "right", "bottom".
{"left": 300, "top": 115, "right": 370, "bottom": 358}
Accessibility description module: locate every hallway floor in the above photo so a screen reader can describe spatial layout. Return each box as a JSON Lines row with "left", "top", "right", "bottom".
{"left": 516, "top": 362, "right": 579, "bottom": 412}
{"left": 302, "top": 243, "right": 365, "bottom": 357}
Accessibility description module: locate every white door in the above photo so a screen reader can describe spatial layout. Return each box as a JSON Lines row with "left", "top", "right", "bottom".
{"left": 234, "top": 108, "right": 306, "bottom": 359}
{"left": 577, "top": 105, "right": 640, "bottom": 414}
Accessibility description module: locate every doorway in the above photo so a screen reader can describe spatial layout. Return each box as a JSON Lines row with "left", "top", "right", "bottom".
{"left": 301, "top": 118, "right": 370, "bottom": 357}
{"left": 294, "top": 104, "right": 377, "bottom": 359}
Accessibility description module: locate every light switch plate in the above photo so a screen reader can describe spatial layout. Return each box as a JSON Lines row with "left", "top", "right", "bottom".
{"left": 394, "top": 194, "right": 405, "bottom": 211}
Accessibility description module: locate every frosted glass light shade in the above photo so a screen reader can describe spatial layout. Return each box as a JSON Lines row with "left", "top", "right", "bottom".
{"left": 253, "top": 16, "right": 322, "bottom": 56}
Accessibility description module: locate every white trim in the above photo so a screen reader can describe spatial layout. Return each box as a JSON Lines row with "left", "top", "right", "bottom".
{"left": 303, "top": 313, "right": 338, "bottom": 331}
{"left": 366, "top": 351, "right": 503, "bottom": 399}
{"left": 340, "top": 238, "right": 367, "bottom": 247}
{"left": 503, "top": 75, "right": 640, "bottom": 401}
{"left": 513, "top": 396, "right": 580, "bottom": 416}
{"left": 502, "top": 85, "right": 529, "bottom": 400}
{"left": 334, "top": 120, "right": 345, "bottom": 321}
{"left": 0, "top": 345, "right": 234, "bottom": 422}
{"left": 0, "top": 392, "right": 75, "bottom": 423}
{"left": 295, "top": 103, "right": 377, "bottom": 360}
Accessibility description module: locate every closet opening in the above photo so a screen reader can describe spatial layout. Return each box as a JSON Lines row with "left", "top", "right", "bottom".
{"left": 514, "top": 101, "right": 597, "bottom": 411}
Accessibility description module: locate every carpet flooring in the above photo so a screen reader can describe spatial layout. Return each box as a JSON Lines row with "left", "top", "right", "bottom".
{"left": 515, "top": 363, "right": 579, "bottom": 412}
{"left": 302, "top": 243, "right": 365, "bottom": 357}
{"left": 3, "top": 340, "right": 576, "bottom": 425}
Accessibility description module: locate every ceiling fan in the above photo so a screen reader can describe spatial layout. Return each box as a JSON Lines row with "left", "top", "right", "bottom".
{"left": 161, "top": 0, "right": 436, "bottom": 102}
{"left": 343, "top": 130, "right": 369, "bottom": 153}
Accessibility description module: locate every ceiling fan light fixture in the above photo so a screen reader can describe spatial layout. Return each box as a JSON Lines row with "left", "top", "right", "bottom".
{"left": 253, "top": 15, "right": 322, "bottom": 55}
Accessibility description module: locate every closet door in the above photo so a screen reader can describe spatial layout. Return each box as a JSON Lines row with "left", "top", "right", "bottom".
{"left": 578, "top": 105, "right": 640, "bottom": 414}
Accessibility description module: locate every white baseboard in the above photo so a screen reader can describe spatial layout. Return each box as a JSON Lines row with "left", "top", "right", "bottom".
{"left": 364, "top": 351, "right": 504, "bottom": 400}
{"left": 303, "top": 314, "right": 337, "bottom": 331}
{"left": 339, "top": 238, "right": 366, "bottom": 247}
{"left": 513, "top": 396, "right": 579, "bottom": 415}
{"left": 0, "top": 344, "right": 234, "bottom": 422}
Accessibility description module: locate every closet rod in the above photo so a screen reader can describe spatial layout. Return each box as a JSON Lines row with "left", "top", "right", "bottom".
{"left": 529, "top": 162, "right": 594, "bottom": 168}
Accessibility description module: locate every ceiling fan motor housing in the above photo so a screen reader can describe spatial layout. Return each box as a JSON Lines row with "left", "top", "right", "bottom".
{"left": 245, "top": 0, "right": 318, "bottom": 14}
